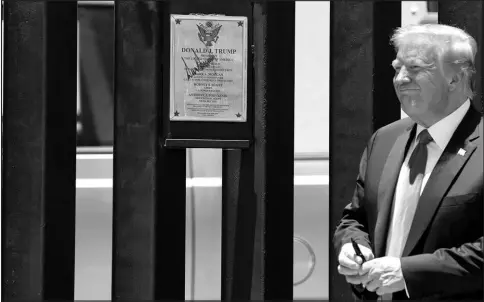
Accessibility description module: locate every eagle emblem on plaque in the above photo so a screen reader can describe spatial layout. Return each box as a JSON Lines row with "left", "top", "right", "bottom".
{"left": 197, "top": 21, "right": 222, "bottom": 47}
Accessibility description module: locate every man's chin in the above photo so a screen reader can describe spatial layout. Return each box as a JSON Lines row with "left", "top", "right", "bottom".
{"left": 401, "top": 98, "right": 422, "bottom": 111}
{"left": 401, "top": 106, "right": 422, "bottom": 120}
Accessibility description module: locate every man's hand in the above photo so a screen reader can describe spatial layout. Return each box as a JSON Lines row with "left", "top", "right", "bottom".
{"left": 338, "top": 242, "right": 374, "bottom": 285}
{"left": 360, "top": 256, "right": 406, "bottom": 296}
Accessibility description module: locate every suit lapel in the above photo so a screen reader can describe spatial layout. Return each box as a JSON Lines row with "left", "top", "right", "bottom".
{"left": 402, "top": 107, "right": 481, "bottom": 257}
{"left": 374, "top": 123, "right": 416, "bottom": 257}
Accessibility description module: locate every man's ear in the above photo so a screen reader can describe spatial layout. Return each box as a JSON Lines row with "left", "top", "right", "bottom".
{"left": 448, "top": 71, "right": 463, "bottom": 91}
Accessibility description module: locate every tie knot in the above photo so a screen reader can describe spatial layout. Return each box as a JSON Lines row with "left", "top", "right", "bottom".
{"left": 417, "top": 129, "right": 433, "bottom": 146}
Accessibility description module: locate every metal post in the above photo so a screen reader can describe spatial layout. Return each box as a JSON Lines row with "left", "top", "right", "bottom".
{"left": 222, "top": 149, "right": 257, "bottom": 300}
{"left": 439, "top": 1, "right": 483, "bottom": 113}
{"left": 2, "top": 1, "right": 77, "bottom": 300}
{"left": 251, "top": 2, "right": 295, "bottom": 300}
{"left": 112, "top": 1, "right": 186, "bottom": 299}
{"left": 329, "top": 2, "right": 401, "bottom": 301}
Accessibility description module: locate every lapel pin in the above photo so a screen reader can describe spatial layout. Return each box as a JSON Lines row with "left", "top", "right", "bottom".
{"left": 458, "top": 148, "right": 466, "bottom": 156}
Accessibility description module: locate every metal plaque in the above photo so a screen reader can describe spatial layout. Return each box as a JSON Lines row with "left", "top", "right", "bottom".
{"left": 170, "top": 14, "right": 248, "bottom": 122}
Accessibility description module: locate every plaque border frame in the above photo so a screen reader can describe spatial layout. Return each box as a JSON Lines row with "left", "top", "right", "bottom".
{"left": 169, "top": 14, "right": 248, "bottom": 122}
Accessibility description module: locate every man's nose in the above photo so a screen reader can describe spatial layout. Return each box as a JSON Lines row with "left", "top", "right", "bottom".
{"left": 394, "top": 68, "right": 411, "bottom": 84}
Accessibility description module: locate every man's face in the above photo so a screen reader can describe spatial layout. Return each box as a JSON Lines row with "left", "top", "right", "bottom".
{"left": 392, "top": 42, "right": 451, "bottom": 126}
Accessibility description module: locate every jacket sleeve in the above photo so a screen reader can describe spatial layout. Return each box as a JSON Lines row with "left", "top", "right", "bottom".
{"left": 333, "top": 131, "right": 378, "bottom": 256}
{"left": 401, "top": 237, "right": 483, "bottom": 298}
{"left": 333, "top": 131, "right": 379, "bottom": 300}
{"left": 401, "top": 184, "right": 483, "bottom": 299}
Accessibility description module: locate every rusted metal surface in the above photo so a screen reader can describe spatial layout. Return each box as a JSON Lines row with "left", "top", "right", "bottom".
{"left": 329, "top": 2, "right": 401, "bottom": 301}
{"left": 112, "top": 1, "right": 186, "bottom": 300}
{"left": 439, "top": 1, "right": 483, "bottom": 113}
{"left": 2, "top": 1, "right": 77, "bottom": 300}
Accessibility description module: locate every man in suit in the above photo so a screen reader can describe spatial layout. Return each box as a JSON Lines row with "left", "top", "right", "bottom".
{"left": 334, "top": 24, "right": 483, "bottom": 300}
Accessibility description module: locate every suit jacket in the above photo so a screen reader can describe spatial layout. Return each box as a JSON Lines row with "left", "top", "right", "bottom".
{"left": 333, "top": 105, "right": 483, "bottom": 300}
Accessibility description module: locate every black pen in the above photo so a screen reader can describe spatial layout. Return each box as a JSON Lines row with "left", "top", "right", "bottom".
{"left": 351, "top": 238, "right": 367, "bottom": 263}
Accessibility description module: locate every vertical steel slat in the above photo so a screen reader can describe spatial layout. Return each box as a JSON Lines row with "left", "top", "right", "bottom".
{"left": 2, "top": 1, "right": 77, "bottom": 300}
{"left": 329, "top": 2, "right": 401, "bottom": 301}
{"left": 113, "top": 1, "right": 186, "bottom": 299}
{"left": 251, "top": 2, "right": 295, "bottom": 300}
{"left": 439, "top": 1, "right": 483, "bottom": 113}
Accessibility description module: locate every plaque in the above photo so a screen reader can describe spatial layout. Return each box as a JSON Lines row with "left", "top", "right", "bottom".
{"left": 170, "top": 14, "right": 248, "bottom": 122}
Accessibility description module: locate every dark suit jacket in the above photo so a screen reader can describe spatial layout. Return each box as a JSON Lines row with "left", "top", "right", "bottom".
{"left": 333, "top": 105, "right": 483, "bottom": 300}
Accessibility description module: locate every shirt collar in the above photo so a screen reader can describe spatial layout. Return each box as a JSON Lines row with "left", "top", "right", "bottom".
{"left": 415, "top": 99, "right": 470, "bottom": 150}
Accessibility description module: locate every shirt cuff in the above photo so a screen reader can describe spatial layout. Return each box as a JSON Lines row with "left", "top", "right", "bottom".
{"left": 400, "top": 259, "right": 410, "bottom": 298}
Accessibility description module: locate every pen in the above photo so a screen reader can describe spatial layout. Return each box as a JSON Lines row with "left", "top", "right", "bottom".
{"left": 351, "top": 239, "right": 379, "bottom": 298}
{"left": 351, "top": 238, "right": 367, "bottom": 263}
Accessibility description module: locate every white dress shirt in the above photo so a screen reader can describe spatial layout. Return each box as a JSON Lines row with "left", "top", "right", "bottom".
{"left": 384, "top": 99, "right": 470, "bottom": 297}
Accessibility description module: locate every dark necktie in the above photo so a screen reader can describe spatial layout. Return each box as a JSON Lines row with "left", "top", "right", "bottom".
{"left": 382, "top": 129, "right": 433, "bottom": 301}
{"left": 408, "top": 129, "right": 433, "bottom": 185}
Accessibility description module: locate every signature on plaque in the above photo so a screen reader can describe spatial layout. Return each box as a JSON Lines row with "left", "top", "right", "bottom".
{"left": 181, "top": 50, "right": 216, "bottom": 81}
{"left": 180, "top": 21, "right": 222, "bottom": 81}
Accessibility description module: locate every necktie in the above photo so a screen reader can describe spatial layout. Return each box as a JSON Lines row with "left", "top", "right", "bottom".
{"left": 408, "top": 130, "right": 433, "bottom": 187}
{"left": 381, "top": 129, "right": 433, "bottom": 301}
